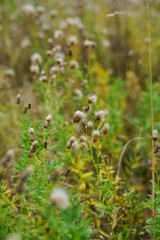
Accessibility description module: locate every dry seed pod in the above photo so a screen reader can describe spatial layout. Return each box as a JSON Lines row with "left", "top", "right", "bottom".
{"left": 30, "top": 141, "right": 38, "bottom": 153}
{"left": 21, "top": 165, "right": 34, "bottom": 181}
{"left": 44, "top": 114, "right": 52, "bottom": 128}
{"left": 88, "top": 95, "right": 97, "bottom": 104}
{"left": 152, "top": 130, "right": 158, "bottom": 141}
{"left": 92, "top": 130, "right": 100, "bottom": 142}
{"left": 95, "top": 110, "right": 105, "bottom": 121}
{"left": 64, "top": 168, "right": 71, "bottom": 177}
{"left": 83, "top": 106, "right": 91, "bottom": 113}
{"left": 101, "top": 123, "right": 110, "bottom": 135}
{"left": 16, "top": 94, "right": 21, "bottom": 104}
{"left": 44, "top": 141, "right": 48, "bottom": 149}
{"left": 29, "top": 128, "right": 35, "bottom": 142}
{"left": 73, "top": 111, "right": 85, "bottom": 123}
{"left": 81, "top": 142, "right": 88, "bottom": 149}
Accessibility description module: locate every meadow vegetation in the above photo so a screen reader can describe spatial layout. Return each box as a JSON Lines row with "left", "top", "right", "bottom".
{"left": 1, "top": 0, "right": 160, "bottom": 239}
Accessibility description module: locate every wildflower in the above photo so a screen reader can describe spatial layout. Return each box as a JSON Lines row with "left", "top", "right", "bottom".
{"left": 20, "top": 38, "right": 31, "bottom": 49}
{"left": 5, "top": 68, "right": 15, "bottom": 77}
{"left": 30, "top": 141, "right": 38, "bottom": 154}
{"left": 68, "top": 35, "right": 78, "bottom": 46}
{"left": 69, "top": 60, "right": 79, "bottom": 69}
{"left": 29, "top": 128, "right": 35, "bottom": 142}
{"left": 101, "top": 123, "right": 110, "bottom": 135}
{"left": 152, "top": 130, "right": 158, "bottom": 141}
{"left": 88, "top": 121, "right": 93, "bottom": 128}
{"left": 36, "top": 6, "right": 45, "bottom": 15}
{"left": 1, "top": 149, "right": 14, "bottom": 165}
{"left": 31, "top": 53, "right": 42, "bottom": 64}
{"left": 47, "top": 38, "right": 54, "bottom": 47}
{"left": 16, "top": 94, "right": 21, "bottom": 104}
{"left": 71, "top": 140, "right": 79, "bottom": 149}
{"left": 39, "top": 75, "right": 47, "bottom": 82}
{"left": 88, "top": 95, "right": 97, "bottom": 104}
{"left": 21, "top": 165, "right": 34, "bottom": 181}
{"left": 44, "top": 114, "right": 52, "bottom": 128}
{"left": 66, "top": 136, "right": 76, "bottom": 149}
{"left": 51, "top": 188, "right": 69, "bottom": 209}
{"left": 80, "top": 135, "right": 87, "bottom": 142}
{"left": 50, "top": 66, "right": 59, "bottom": 75}
{"left": 95, "top": 110, "right": 105, "bottom": 121}
{"left": 46, "top": 50, "right": 53, "bottom": 56}
{"left": 73, "top": 110, "right": 86, "bottom": 123}
{"left": 75, "top": 89, "right": 83, "bottom": 98}
{"left": 30, "top": 65, "right": 39, "bottom": 74}
{"left": 83, "top": 106, "right": 91, "bottom": 113}
{"left": 81, "top": 142, "right": 88, "bottom": 149}
{"left": 21, "top": 4, "right": 35, "bottom": 14}
{"left": 92, "top": 130, "right": 100, "bottom": 142}
{"left": 54, "top": 30, "right": 63, "bottom": 39}
{"left": 50, "top": 9, "right": 58, "bottom": 18}
{"left": 84, "top": 40, "right": 96, "bottom": 49}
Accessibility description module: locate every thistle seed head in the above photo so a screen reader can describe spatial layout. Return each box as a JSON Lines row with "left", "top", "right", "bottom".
{"left": 51, "top": 188, "right": 69, "bottom": 209}
{"left": 95, "top": 110, "right": 105, "bottom": 121}
{"left": 88, "top": 95, "right": 97, "bottom": 104}
{"left": 73, "top": 111, "right": 86, "bottom": 123}
{"left": 152, "top": 130, "right": 158, "bottom": 141}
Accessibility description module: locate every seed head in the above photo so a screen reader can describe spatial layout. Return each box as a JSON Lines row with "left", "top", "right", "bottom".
{"left": 152, "top": 130, "right": 158, "bottom": 141}
{"left": 101, "top": 123, "right": 110, "bottom": 135}
{"left": 68, "top": 35, "right": 78, "bottom": 46}
{"left": 30, "top": 65, "right": 39, "bottom": 74}
{"left": 29, "top": 128, "right": 34, "bottom": 134}
{"left": 80, "top": 135, "right": 87, "bottom": 142}
{"left": 69, "top": 60, "right": 79, "bottom": 69}
{"left": 31, "top": 53, "right": 42, "bottom": 64}
{"left": 84, "top": 40, "right": 96, "bottom": 48}
{"left": 75, "top": 89, "right": 83, "bottom": 98}
{"left": 16, "top": 94, "right": 21, "bottom": 104}
{"left": 46, "top": 114, "right": 52, "bottom": 122}
{"left": 92, "top": 130, "right": 100, "bottom": 142}
{"left": 81, "top": 142, "right": 88, "bottom": 149}
{"left": 95, "top": 110, "right": 105, "bottom": 121}
{"left": 88, "top": 121, "right": 93, "bottom": 128}
{"left": 73, "top": 111, "right": 86, "bottom": 123}
{"left": 88, "top": 95, "right": 97, "bottom": 104}
{"left": 83, "top": 106, "right": 91, "bottom": 113}
{"left": 5, "top": 68, "right": 15, "bottom": 77}
{"left": 71, "top": 140, "right": 79, "bottom": 150}
{"left": 51, "top": 188, "right": 69, "bottom": 209}
{"left": 54, "top": 30, "right": 63, "bottom": 39}
{"left": 32, "top": 140, "right": 38, "bottom": 146}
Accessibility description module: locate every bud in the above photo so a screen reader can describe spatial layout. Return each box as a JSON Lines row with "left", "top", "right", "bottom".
{"left": 29, "top": 128, "right": 35, "bottom": 142}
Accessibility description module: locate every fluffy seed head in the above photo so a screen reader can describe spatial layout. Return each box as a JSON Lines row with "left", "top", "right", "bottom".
{"left": 92, "top": 130, "right": 100, "bottom": 142}
{"left": 80, "top": 135, "right": 87, "bottom": 142}
{"left": 101, "top": 123, "right": 110, "bottom": 135}
{"left": 69, "top": 60, "right": 79, "bottom": 69}
{"left": 73, "top": 111, "right": 86, "bottom": 123}
{"left": 81, "top": 142, "right": 88, "bottom": 149}
{"left": 88, "top": 95, "right": 97, "bottom": 104}
{"left": 51, "top": 188, "right": 69, "bottom": 209}
{"left": 46, "top": 114, "right": 52, "bottom": 122}
{"left": 95, "top": 110, "right": 105, "bottom": 121}
{"left": 68, "top": 35, "right": 78, "bottom": 45}
{"left": 152, "top": 130, "right": 158, "bottom": 141}
{"left": 31, "top": 53, "right": 42, "bottom": 64}
{"left": 84, "top": 40, "right": 96, "bottom": 48}
{"left": 75, "top": 89, "right": 83, "bottom": 98}
{"left": 29, "top": 128, "right": 34, "bottom": 134}
{"left": 71, "top": 140, "right": 79, "bottom": 150}
{"left": 5, "top": 69, "right": 15, "bottom": 77}
{"left": 30, "top": 65, "right": 39, "bottom": 74}
{"left": 88, "top": 121, "right": 93, "bottom": 128}
{"left": 32, "top": 140, "right": 38, "bottom": 146}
